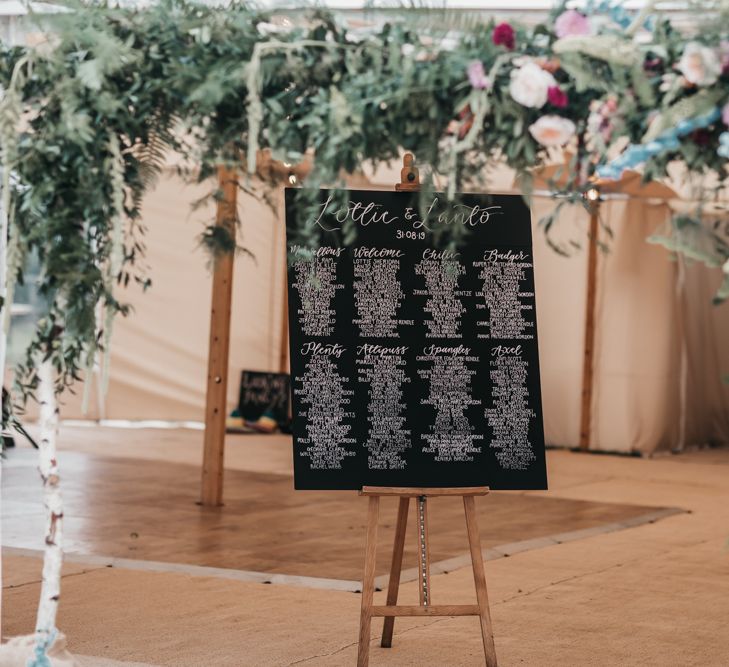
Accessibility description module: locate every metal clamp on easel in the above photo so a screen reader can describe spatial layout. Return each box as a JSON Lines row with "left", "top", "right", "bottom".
{"left": 395, "top": 152, "right": 420, "bottom": 192}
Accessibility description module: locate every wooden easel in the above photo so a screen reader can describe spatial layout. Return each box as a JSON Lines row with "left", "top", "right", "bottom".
{"left": 356, "top": 155, "right": 498, "bottom": 666}
{"left": 357, "top": 487, "right": 497, "bottom": 667}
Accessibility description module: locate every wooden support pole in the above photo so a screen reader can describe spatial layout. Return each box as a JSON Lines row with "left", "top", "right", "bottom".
{"left": 200, "top": 165, "right": 238, "bottom": 506}
{"left": 579, "top": 201, "right": 600, "bottom": 452}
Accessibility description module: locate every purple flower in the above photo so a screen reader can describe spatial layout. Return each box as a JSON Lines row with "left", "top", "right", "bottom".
{"left": 547, "top": 86, "right": 568, "bottom": 108}
{"left": 554, "top": 10, "right": 591, "bottom": 39}
{"left": 492, "top": 23, "right": 515, "bottom": 50}
{"left": 467, "top": 60, "right": 490, "bottom": 90}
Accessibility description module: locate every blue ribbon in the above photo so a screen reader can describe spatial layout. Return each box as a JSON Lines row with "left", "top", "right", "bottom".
{"left": 585, "top": 0, "right": 654, "bottom": 31}
{"left": 596, "top": 107, "right": 722, "bottom": 180}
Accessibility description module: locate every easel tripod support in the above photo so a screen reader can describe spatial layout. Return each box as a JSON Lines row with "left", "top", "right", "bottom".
{"left": 356, "top": 487, "right": 498, "bottom": 667}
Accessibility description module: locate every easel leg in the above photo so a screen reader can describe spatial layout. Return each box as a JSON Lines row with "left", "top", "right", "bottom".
{"left": 358, "top": 496, "right": 380, "bottom": 667}
{"left": 463, "top": 496, "right": 498, "bottom": 667}
{"left": 381, "top": 497, "right": 409, "bottom": 648}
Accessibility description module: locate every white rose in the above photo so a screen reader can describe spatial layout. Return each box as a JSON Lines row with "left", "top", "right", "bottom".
{"left": 256, "top": 19, "right": 293, "bottom": 37}
{"left": 678, "top": 42, "right": 721, "bottom": 86}
{"left": 528, "top": 115, "right": 576, "bottom": 147}
{"left": 439, "top": 35, "right": 459, "bottom": 52}
{"left": 509, "top": 62, "right": 557, "bottom": 109}
{"left": 345, "top": 29, "right": 366, "bottom": 44}
{"left": 256, "top": 22, "right": 281, "bottom": 36}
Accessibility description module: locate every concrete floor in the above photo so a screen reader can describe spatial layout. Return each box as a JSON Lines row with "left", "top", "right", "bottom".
{"left": 3, "top": 429, "right": 729, "bottom": 666}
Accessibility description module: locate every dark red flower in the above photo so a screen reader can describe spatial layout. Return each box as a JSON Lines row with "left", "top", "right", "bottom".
{"left": 690, "top": 129, "right": 712, "bottom": 147}
{"left": 492, "top": 23, "right": 515, "bottom": 50}
{"left": 547, "top": 86, "right": 568, "bottom": 108}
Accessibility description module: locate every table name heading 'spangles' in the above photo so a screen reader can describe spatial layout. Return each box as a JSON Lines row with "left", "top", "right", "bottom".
{"left": 299, "top": 343, "right": 523, "bottom": 358}
{"left": 311, "top": 194, "right": 503, "bottom": 232}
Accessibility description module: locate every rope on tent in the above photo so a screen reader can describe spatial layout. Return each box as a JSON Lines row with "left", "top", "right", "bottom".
{"left": 245, "top": 39, "right": 352, "bottom": 176}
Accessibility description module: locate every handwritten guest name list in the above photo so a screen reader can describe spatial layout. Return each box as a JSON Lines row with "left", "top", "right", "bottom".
{"left": 286, "top": 189, "right": 547, "bottom": 490}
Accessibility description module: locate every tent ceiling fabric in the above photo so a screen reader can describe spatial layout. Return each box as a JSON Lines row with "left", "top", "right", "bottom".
{"left": 42, "top": 166, "right": 729, "bottom": 455}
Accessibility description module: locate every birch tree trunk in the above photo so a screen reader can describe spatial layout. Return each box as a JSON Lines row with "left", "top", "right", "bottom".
{"left": 0, "top": 166, "right": 8, "bottom": 409}
{"left": 32, "top": 359, "right": 64, "bottom": 662}
{"left": 0, "top": 163, "right": 7, "bottom": 636}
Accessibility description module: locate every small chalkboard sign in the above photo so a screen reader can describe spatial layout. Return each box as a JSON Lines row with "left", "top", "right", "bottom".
{"left": 285, "top": 188, "right": 547, "bottom": 491}
{"left": 238, "top": 371, "right": 290, "bottom": 427}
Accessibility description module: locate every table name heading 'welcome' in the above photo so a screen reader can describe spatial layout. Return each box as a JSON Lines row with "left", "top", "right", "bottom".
{"left": 289, "top": 245, "right": 530, "bottom": 263}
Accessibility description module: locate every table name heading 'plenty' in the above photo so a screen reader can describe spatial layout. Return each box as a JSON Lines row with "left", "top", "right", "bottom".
{"left": 300, "top": 342, "right": 345, "bottom": 357}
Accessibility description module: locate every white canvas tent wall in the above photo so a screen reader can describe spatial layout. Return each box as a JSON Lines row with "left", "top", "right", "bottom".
{"left": 31, "top": 162, "right": 729, "bottom": 455}
{"left": 4, "top": 0, "right": 727, "bottom": 457}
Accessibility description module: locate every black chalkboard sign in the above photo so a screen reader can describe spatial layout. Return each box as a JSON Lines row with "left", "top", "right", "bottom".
{"left": 238, "top": 371, "right": 290, "bottom": 427}
{"left": 285, "top": 188, "right": 547, "bottom": 491}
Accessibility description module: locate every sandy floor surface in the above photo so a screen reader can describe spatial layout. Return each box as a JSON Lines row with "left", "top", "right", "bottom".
{"left": 3, "top": 429, "right": 729, "bottom": 666}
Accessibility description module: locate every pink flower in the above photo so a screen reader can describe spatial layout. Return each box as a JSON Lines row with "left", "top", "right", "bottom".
{"left": 467, "top": 60, "right": 491, "bottom": 90}
{"left": 604, "top": 97, "right": 618, "bottom": 114}
{"left": 723, "top": 102, "right": 729, "bottom": 126}
{"left": 492, "top": 23, "right": 515, "bottom": 50}
{"left": 678, "top": 42, "right": 721, "bottom": 86}
{"left": 547, "top": 86, "right": 568, "bottom": 108}
{"left": 554, "top": 10, "right": 591, "bottom": 39}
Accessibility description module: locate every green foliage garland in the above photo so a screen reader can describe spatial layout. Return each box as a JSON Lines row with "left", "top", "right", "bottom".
{"left": 0, "top": 0, "right": 727, "bottom": 407}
